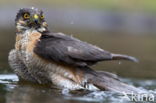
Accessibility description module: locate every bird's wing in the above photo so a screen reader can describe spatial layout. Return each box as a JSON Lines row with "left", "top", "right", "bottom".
{"left": 34, "top": 32, "right": 112, "bottom": 67}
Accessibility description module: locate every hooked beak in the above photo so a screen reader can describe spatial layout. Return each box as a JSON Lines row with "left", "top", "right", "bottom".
{"left": 33, "top": 14, "right": 40, "bottom": 24}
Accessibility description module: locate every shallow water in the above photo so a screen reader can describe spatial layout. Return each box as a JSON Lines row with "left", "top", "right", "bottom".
{"left": 0, "top": 74, "right": 155, "bottom": 103}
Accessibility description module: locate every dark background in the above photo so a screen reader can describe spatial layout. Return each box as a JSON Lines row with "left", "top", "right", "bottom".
{"left": 0, "top": 0, "right": 156, "bottom": 78}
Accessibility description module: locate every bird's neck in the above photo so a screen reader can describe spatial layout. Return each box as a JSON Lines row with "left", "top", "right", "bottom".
{"left": 15, "top": 29, "right": 42, "bottom": 52}
{"left": 16, "top": 23, "right": 49, "bottom": 34}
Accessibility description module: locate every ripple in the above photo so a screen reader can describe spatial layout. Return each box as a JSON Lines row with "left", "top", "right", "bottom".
{"left": 0, "top": 74, "right": 156, "bottom": 103}
{"left": 0, "top": 74, "right": 18, "bottom": 84}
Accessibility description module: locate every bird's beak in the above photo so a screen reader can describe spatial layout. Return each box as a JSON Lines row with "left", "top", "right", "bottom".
{"left": 33, "top": 14, "right": 40, "bottom": 24}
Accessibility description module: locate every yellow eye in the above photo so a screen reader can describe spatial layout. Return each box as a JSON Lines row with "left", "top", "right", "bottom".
{"left": 23, "top": 13, "right": 30, "bottom": 19}
{"left": 40, "top": 15, "right": 44, "bottom": 19}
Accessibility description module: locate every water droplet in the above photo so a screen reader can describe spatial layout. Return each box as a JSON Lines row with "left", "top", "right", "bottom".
{"left": 31, "top": 7, "right": 34, "bottom": 9}
{"left": 62, "top": 88, "right": 70, "bottom": 96}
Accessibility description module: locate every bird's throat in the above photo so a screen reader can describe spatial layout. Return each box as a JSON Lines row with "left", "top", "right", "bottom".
{"left": 16, "top": 23, "right": 47, "bottom": 34}
{"left": 15, "top": 29, "right": 41, "bottom": 52}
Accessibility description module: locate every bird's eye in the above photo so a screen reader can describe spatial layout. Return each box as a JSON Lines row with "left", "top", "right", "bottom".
{"left": 23, "top": 13, "right": 30, "bottom": 19}
{"left": 40, "top": 15, "right": 44, "bottom": 19}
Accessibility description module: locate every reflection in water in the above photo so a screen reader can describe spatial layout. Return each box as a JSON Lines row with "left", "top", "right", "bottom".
{"left": 6, "top": 85, "right": 62, "bottom": 103}
{"left": 6, "top": 84, "right": 96, "bottom": 103}
{"left": 0, "top": 74, "right": 155, "bottom": 103}
{"left": 0, "top": 84, "right": 6, "bottom": 103}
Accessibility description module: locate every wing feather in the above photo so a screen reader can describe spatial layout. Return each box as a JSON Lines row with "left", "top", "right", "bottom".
{"left": 34, "top": 33, "right": 112, "bottom": 67}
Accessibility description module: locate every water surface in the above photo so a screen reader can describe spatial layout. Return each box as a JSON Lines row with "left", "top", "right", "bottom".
{"left": 0, "top": 74, "right": 156, "bottom": 103}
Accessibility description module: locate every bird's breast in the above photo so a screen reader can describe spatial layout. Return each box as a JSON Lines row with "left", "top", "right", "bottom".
{"left": 14, "top": 30, "right": 88, "bottom": 89}
{"left": 15, "top": 30, "right": 41, "bottom": 52}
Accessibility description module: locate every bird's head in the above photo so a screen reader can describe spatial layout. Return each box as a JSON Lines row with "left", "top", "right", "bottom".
{"left": 15, "top": 7, "right": 48, "bottom": 33}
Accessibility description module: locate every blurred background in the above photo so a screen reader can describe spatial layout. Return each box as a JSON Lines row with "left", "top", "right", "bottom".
{"left": 0, "top": 1, "right": 156, "bottom": 103}
{"left": 0, "top": 0, "right": 156, "bottom": 79}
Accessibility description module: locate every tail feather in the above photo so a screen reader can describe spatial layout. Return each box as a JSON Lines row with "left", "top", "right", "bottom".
{"left": 111, "top": 53, "right": 139, "bottom": 63}
{"left": 86, "top": 70, "right": 142, "bottom": 94}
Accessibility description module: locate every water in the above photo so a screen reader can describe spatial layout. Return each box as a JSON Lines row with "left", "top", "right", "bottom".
{"left": 0, "top": 74, "right": 156, "bottom": 103}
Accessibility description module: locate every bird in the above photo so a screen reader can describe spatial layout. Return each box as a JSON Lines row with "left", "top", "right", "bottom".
{"left": 8, "top": 7, "right": 139, "bottom": 93}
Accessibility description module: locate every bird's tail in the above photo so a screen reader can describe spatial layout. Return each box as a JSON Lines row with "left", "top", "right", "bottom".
{"left": 111, "top": 53, "right": 139, "bottom": 63}
{"left": 85, "top": 68, "right": 142, "bottom": 94}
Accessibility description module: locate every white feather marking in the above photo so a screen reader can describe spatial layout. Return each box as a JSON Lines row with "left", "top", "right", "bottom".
{"left": 37, "top": 27, "right": 46, "bottom": 32}
{"left": 67, "top": 46, "right": 79, "bottom": 53}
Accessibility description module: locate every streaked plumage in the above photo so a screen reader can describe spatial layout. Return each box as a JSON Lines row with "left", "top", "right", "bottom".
{"left": 8, "top": 7, "right": 140, "bottom": 93}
